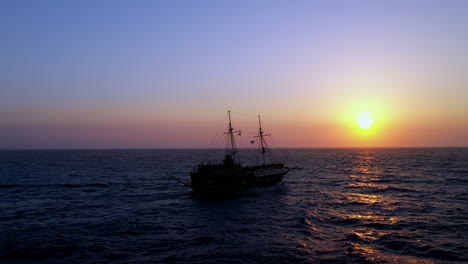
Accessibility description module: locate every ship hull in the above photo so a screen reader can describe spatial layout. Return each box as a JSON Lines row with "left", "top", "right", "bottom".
{"left": 248, "top": 170, "right": 287, "bottom": 187}
{"left": 191, "top": 164, "right": 288, "bottom": 195}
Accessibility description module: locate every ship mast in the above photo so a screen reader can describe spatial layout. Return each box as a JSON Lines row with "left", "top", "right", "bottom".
{"left": 226, "top": 110, "right": 240, "bottom": 162}
{"left": 257, "top": 115, "right": 270, "bottom": 166}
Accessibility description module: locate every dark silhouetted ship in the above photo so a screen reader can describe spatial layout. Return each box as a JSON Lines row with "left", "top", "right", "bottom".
{"left": 190, "top": 111, "right": 288, "bottom": 195}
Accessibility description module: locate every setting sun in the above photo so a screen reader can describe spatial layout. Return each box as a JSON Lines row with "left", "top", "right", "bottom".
{"left": 357, "top": 112, "right": 374, "bottom": 130}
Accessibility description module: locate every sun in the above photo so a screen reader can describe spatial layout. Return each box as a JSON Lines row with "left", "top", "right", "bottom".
{"left": 357, "top": 112, "right": 373, "bottom": 130}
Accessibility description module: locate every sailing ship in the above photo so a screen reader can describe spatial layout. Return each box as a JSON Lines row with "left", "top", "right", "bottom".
{"left": 190, "top": 111, "right": 288, "bottom": 195}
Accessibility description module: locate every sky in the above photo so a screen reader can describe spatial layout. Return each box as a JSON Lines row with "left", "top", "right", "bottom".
{"left": 1, "top": 0, "right": 467, "bottom": 149}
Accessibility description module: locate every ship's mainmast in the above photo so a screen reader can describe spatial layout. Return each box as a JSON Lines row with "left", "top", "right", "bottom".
{"left": 226, "top": 110, "right": 240, "bottom": 162}
{"left": 256, "top": 115, "right": 270, "bottom": 166}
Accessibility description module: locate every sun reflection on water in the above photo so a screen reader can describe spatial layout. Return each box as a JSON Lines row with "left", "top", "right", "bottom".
{"left": 346, "top": 241, "right": 436, "bottom": 264}
{"left": 297, "top": 149, "right": 446, "bottom": 263}
{"left": 353, "top": 229, "right": 390, "bottom": 241}
{"left": 346, "top": 192, "right": 399, "bottom": 208}
{"left": 346, "top": 150, "right": 387, "bottom": 184}
{"left": 346, "top": 213, "right": 401, "bottom": 225}
{"left": 339, "top": 150, "right": 416, "bottom": 262}
{"left": 349, "top": 182, "right": 389, "bottom": 189}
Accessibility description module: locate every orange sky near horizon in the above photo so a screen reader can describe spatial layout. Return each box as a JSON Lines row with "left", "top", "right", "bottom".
{"left": 1, "top": 1, "right": 467, "bottom": 149}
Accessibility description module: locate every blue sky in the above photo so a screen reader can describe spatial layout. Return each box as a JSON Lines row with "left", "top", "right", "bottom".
{"left": 1, "top": 0, "right": 467, "bottom": 148}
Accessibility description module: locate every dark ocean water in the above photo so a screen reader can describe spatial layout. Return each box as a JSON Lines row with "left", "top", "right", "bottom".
{"left": 1, "top": 148, "right": 467, "bottom": 264}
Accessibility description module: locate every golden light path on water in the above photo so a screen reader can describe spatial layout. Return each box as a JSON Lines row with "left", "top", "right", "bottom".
{"left": 295, "top": 150, "right": 436, "bottom": 263}
{"left": 341, "top": 151, "right": 433, "bottom": 263}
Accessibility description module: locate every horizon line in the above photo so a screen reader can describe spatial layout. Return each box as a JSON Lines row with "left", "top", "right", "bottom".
{"left": 1, "top": 146, "right": 467, "bottom": 151}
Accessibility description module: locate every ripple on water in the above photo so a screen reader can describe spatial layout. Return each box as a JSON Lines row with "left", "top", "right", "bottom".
{"left": 1, "top": 149, "right": 467, "bottom": 263}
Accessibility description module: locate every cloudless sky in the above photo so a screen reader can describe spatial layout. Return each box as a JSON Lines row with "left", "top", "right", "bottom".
{"left": 1, "top": 0, "right": 467, "bottom": 148}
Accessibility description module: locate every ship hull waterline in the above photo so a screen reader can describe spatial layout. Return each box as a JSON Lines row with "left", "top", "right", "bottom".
{"left": 191, "top": 169, "right": 288, "bottom": 195}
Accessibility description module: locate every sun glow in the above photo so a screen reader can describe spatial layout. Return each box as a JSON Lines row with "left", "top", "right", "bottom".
{"left": 357, "top": 112, "right": 373, "bottom": 130}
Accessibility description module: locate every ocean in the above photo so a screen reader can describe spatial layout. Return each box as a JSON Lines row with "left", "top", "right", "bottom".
{"left": 1, "top": 148, "right": 467, "bottom": 263}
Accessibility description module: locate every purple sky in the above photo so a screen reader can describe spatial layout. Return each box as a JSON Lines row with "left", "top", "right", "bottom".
{"left": 1, "top": 0, "right": 467, "bottom": 148}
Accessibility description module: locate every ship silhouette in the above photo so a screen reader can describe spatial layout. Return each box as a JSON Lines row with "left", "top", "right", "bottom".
{"left": 190, "top": 111, "right": 289, "bottom": 195}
